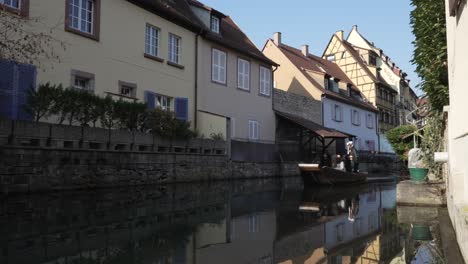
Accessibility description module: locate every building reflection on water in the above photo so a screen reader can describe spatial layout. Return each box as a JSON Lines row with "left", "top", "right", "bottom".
{"left": 0, "top": 178, "right": 406, "bottom": 264}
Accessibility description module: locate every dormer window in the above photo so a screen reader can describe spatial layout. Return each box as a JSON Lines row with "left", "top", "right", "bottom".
{"left": 211, "top": 16, "right": 220, "bottom": 34}
{"left": 324, "top": 77, "right": 339, "bottom": 93}
{"left": 326, "top": 55, "right": 335, "bottom": 61}
{"left": 369, "top": 54, "right": 377, "bottom": 66}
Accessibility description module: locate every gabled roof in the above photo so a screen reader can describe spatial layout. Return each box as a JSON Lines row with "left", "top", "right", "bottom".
{"left": 127, "top": 0, "right": 203, "bottom": 33}
{"left": 326, "top": 35, "right": 394, "bottom": 91}
{"left": 188, "top": 0, "right": 226, "bottom": 17}
{"left": 128, "top": 0, "right": 277, "bottom": 66}
{"left": 186, "top": 0, "right": 277, "bottom": 66}
{"left": 276, "top": 111, "right": 349, "bottom": 139}
{"left": 276, "top": 42, "right": 378, "bottom": 112}
{"left": 348, "top": 27, "right": 412, "bottom": 87}
{"left": 201, "top": 16, "right": 278, "bottom": 66}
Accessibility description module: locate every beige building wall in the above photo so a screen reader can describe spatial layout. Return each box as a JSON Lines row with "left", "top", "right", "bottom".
{"left": 28, "top": 1, "right": 197, "bottom": 125}
{"left": 197, "top": 38, "right": 276, "bottom": 142}
{"left": 262, "top": 40, "right": 322, "bottom": 101}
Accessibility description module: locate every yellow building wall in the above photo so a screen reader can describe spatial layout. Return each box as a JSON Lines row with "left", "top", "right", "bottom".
{"left": 27, "top": 1, "right": 197, "bottom": 125}
{"left": 197, "top": 111, "right": 227, "bottom": 140}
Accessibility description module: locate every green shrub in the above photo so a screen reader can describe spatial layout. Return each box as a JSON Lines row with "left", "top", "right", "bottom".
{"left": 210, "top": 132, "right": 224, "bottom": 140}
{"left": 386, "top": 125, "right": 418, "bottom": 161}
{"left": 144, "top": 108, "right": 196, "bottom": 139}
{"left": 25, "top": 82, "right": 61, "bottom": 122}
{"left": 26, "top": 83, "right": 198, "bottom": 140}
{"left": 421, "top": 113, "right": 444, "bottom": 179}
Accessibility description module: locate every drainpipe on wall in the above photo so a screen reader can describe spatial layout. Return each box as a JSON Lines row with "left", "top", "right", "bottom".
{"left": 321, "top": 94, "right": 325, "bottom": 126}
{"left": 194, "top": 33, "right": 199, "bottom": 130}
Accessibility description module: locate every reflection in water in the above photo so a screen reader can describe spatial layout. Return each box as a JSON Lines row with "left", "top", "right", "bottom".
{"left": 0, "top": 178, "right": 441, "bottom": 264}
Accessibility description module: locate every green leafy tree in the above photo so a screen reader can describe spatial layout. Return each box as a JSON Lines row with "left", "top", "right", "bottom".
{"left": 52, "top": 88, "right": 82, "bottom": 125}
{"left": 114, "top": 100, "right": 147, "bottom": 131}
{"left": 25, "top": 82, "right": 60, "bottom": 122}
{"left": 410, "top": 0, "right": 449, "bottom": 111}
{"left": 99, "top": 96, "right": 119, "bottom": 130}
{"left": 386, "top": 125, "right": 418, "bottom": 161}
{"left": 75, "top": 91, "right": 100, "bottom": 126}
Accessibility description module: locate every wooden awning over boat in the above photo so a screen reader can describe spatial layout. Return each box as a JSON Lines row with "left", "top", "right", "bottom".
{"left": 275, "top": 111, "right": 349, "bottom": 139}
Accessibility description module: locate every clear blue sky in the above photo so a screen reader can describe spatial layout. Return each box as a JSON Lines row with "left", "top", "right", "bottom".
{"left": 201, "top": 0, "right": 422, "bottom": 95}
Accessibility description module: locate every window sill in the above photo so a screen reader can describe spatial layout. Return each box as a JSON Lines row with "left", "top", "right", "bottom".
{"left": 144, "top": 53, "right": 164, "bottom": 63}
{"left": 65, "top": 27, "right": 99, "bottom": 41}
{"left": 167, "top": 61, "right": 185, "bottom": 69}
{"left": 237, "top": 87, "right": 250, "bottom": 93}
{"left": 104, "top": 91, "right": 138, "bottom": 101}
{"left": 0, "top": 4, "right": 23, "bottom": 16}
{"left": 258, "top": 92, "right": 271, "bottom": 98}
{"left": 211, "top": 80, "right": 227, "bottom": 86}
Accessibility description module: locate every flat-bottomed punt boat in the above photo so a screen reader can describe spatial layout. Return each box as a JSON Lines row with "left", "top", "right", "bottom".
{"left": 298, "top": 164, "right": 367, "bottom": 185}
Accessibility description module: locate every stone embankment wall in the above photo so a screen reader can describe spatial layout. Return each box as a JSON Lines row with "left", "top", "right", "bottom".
{"left": 0, "top": 119, "right": 300, "bottom": 194}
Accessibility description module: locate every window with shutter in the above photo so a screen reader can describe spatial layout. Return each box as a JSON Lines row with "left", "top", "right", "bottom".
{"left": 212, "top": 48, "right": 227, "bottom": 84}
{"left": 168, "top": 34, "right": 181, "bottom": 64}
{"left": 333, "top": 104, "right": 342, "bottom": 122}
{"left": 144, "top": 91, "right": 156, "bottom": 109}
{"left": 0, "top": 0, "right": 19, "bottom": 9}
{"left": 145, "top": 24, "right": 160, "bottom": 57}
{"left": 259, "top": 66, "right": 271, "bottom": 96}
{"left": 174, "top": 97, "right": 188, "bottom": 121}
{"left": 237, "top": 58, "right": 250, "bottom": 90}
{"left": 66, "top": 0, "right": 100, "bottom": 40}
{"left": 248, "top": 120, "right": 259, "bottom": 140}
{"left": 352, "top": 110, "right": 360, "bottom": 126}
{"left": 0, "top": 61, "right": 35, "bottom": 120}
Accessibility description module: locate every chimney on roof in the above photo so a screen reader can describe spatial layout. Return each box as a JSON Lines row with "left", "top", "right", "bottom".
{"left": 273, "top": 32, "right": 282, "bottom": 46}
{"left": 336, "top": 30, "right": 344, "bottom": 40}
{"left": 352, "top": 25, "right": 358, "bottom": 31}
{"left": 301, "top": 45, "right": 309, "bottom": 56}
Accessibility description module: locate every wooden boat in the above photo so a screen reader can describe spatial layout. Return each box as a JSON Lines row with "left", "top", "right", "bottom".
{"left": 299, "top": 164, "right": 367, "bottom": 185}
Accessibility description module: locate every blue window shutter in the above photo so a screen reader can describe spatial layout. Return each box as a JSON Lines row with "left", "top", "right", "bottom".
{"left": 0, "top": 91, "right": 13, "bottom": 119}
{"left": 174, "top": 97, "right": 189, "bottom": 121}
{"left": 18, "top": 64, "right": 37, "bottom": 94}
{"left": 144, "top": 91, "right": 155, "bottom": 109}
{"left": 0, "top": 60, "right": 15, "bottom": 92}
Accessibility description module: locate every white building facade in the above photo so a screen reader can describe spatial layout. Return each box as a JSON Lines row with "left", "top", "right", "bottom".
{"left": 323, "top": 97, "right": 379, "bottom": 152}
{"left": 445, "top": 0, "right": 468, "bottom": 262}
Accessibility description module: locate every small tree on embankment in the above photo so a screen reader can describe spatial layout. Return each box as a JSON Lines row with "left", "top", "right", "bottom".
{"left": 386, "top": 125, "right": 418, "bottom": 163}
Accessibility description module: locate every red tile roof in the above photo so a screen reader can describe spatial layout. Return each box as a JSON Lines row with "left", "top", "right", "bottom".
{"left": 202, "top": 16, "right": 278, "bottom": 66}
{"left": 129, "top": 0, "right": 277, "bottom": 66}
{"left": 128, "top": 0, "right": 203, "bottom": 32}
{"left": 277, "top": 43, "right": 378, "bottom": 112}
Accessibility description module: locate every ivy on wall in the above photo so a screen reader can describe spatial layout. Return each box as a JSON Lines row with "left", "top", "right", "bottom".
{"left": 410, "top": 0, "right": 449, "bottom": 112}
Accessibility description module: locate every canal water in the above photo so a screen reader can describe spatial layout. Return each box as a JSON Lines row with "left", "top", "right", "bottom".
{"left": 0, "top": 178, "right": 446, "bottom": 264}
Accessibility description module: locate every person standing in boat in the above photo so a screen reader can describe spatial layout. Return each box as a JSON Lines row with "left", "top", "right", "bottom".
{"left": 347, "top": 141, "right": 360, "bottom": 173}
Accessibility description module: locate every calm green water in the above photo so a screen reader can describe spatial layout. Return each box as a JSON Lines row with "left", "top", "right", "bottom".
{"left": 0, "top": 178, "right": 445, "bottom": 264}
